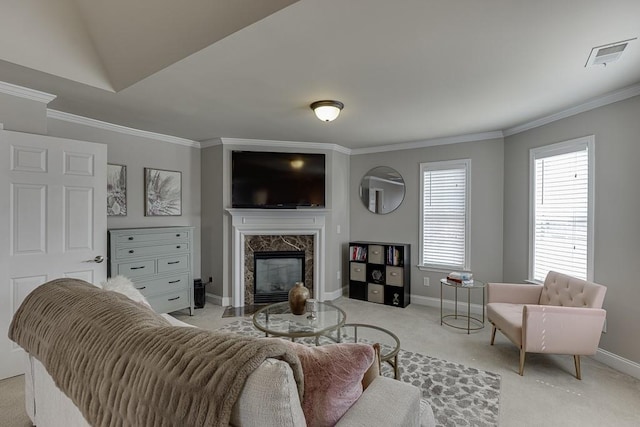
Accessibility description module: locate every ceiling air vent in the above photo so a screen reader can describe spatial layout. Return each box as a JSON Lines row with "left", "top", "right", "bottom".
{"left": 585, "top": 38, "right": 637, "bottom": 67}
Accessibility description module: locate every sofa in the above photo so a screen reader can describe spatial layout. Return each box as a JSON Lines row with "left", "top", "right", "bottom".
{"left": 487, "top": 271, "right": 607, "bottom": 378}
{"left": 11, "top": 278, "right": 435, "bottom": 426}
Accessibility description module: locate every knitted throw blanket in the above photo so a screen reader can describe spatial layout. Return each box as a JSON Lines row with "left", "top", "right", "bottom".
{"left": 9, "top": 279, "right": 304, "bottom": 427}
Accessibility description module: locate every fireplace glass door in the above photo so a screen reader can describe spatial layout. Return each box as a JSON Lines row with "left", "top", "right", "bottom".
{"left": 254, "top": 251, "right": 305, "bottom": 303}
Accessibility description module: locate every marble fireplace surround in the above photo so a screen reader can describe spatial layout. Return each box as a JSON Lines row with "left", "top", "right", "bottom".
{"left": 245, "top": 235, "right": 313, "bottom": 305}
{"left": 227, "top": 209, "right": 326, "bottom": 307}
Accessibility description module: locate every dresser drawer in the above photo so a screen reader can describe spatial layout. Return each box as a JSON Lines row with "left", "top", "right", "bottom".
{"left": 114, "top": 231, "right": 189, "bottom": 245}
{"left": 117, "top": 260, "right": 156, "bottom": 278}
{"left": 367, "top": 283, "right": 384, "bottom": 304}
{"left": 368, "top": 245, "right": 384, "bottom": 264}
{"left": 147, "top": 290, "right": 190, "bottom": 314}
{"left": 386, "top": 266, "right": 404, "bottom": 287}
{"left": 157, "top": 255, "right": 189, "bottom": 273}
{"left": 350, "top": 263, "right": 366, "bottom": 282}
{"left": 135, "top": 273, "right": 189, "bottom": 296}
{"left": 115, "top": 243, "right": 190, "bottom": 260}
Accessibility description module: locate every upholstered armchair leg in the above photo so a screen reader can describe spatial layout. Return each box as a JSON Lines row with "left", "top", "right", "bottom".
{"left": 519, "top": 349, "right": 526, "bottom": 376}
{"left": 490, "top": 325, "right": 497, "bottom": 345}
{"left": 574, "top": 355, "right": 582, "bottom": 380}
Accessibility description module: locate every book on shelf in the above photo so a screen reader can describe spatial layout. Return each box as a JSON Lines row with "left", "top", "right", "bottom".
{"left": 386, "top": 246, "right": 402, "bottom": 266}
{"left": 350, "top": 245, "right": 367, "bottom": 261}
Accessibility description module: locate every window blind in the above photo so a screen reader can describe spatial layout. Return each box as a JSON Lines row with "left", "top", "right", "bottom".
{"left": 421, "top": 161, "right": 468, "bottom": 269}
{"left": 533, "top": 147, "right": 589, "bottom": 281}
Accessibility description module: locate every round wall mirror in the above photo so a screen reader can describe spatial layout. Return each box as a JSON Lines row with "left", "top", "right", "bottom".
{"left": 359, "top": 166, "right": 405, "bottom": 214}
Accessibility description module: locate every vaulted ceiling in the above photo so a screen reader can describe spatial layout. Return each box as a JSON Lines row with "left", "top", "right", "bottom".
{"left": 1, "top": 0, "right": 639, "bottom": 148}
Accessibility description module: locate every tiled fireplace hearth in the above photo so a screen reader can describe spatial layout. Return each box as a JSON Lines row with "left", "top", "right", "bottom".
{"left": 227, "top": 209, "right": 327, "bottom": 307}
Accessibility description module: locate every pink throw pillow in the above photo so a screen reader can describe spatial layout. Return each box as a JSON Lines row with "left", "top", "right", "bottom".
{"left": 287, "top": 342, "right": 375, "bottom": 427}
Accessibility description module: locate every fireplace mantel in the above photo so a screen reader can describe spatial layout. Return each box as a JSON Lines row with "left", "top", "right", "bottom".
{"left": 227, "top": 209, "right": 328, "bottom": 307}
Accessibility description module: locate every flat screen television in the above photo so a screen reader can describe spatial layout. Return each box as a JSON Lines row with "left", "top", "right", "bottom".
{"left": 232, "top": 151, "right": 325, "bottom": 208}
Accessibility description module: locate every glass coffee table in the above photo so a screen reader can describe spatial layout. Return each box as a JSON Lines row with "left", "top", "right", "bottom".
{"left": 252, "top": 301, "right": 346, "bottom": 343}
{"left": 330, "top": 323, "right": 401, "bottom": 379}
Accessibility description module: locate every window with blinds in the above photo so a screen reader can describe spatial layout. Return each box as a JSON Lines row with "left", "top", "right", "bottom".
{"left": 419, "top": 159, "right": 470, "bottom": 270}
{"left": 529, "top": 136, "right": 594, "bottom": 282}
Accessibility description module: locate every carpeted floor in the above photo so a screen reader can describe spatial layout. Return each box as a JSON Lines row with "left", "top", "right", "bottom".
{"left": 219, "top": 318, "right": 501, "bottom": 427}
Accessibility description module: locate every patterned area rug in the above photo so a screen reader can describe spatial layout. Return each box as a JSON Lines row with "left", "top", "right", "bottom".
{"left": 218, "top": 319, "right": 501, "bottom": 427}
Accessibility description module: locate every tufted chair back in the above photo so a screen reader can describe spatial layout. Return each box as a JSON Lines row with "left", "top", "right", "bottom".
{"left": 539, "top": 271, "right": 606, "bottom": 308}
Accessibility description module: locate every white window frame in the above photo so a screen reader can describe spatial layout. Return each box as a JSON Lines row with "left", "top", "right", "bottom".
{"left": 419, "top": 159, "right": 471, "bottom": 271}
{"left": 528, "top": 136, "right": 594, "bottom": 283}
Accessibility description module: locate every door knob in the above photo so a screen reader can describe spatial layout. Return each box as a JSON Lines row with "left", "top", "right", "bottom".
{"left": 85, "top": 255, "right": 105, "bottom": 263}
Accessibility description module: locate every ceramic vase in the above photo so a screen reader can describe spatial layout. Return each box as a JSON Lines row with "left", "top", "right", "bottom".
{"left": 288, "top": 282, "right": 310, "bottom": 315}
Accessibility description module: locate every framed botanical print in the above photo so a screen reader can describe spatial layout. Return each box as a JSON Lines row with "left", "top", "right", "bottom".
{"left": 107, "top": 164, "right": 127, "bottom": 216}
{"left": 144, "top": 168, "right": 182, "bottom": 216}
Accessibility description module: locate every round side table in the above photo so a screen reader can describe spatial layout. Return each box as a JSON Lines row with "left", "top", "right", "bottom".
{"left": 440, "top": 278, "right": 485, "bottom": 334}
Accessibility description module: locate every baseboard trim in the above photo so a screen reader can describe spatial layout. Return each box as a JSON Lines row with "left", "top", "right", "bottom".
{"left": 410, "top": 294, "right": 485, "bottom": 316}
{"left": 324, "top": 286, "right": 347, "bottom": 301}
{"left": 593, "top": 348, "right": 640, "bottom": 380}
{"left": 410, "top": 294, "right": 640, "bottom": 380}
{"left": 205, "top": 292, "right": 230, "bottom": 307}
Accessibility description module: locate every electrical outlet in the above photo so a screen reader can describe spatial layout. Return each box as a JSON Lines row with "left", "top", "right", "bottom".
{"left": 337, "top": 270, "right": 341, "bottom": 280}
{"left": 602, "top": 319, "right": 607, "bottom": 333}
{"left": 337, "top": 225, "right": 341, "bottom": 234}
{"left": 423, "top": 277, "right": 430, "bottom": 287}
{"left": 208, "top": 276, "right": 213, "bottom": 284}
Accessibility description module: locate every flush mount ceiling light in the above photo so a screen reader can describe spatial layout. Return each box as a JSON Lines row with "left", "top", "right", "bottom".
{"left": 310, "top": 100, "right": 344, "bottom": 122}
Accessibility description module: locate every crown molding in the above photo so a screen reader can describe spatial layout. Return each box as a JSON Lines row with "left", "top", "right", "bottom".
{"left": 503, "top": 83, "right": 640, "bottom": 137}
{"left": 47, "top": 109, "right": 200, "bottom": 148}
{"left": 218, "top": 137, "right": 352, "bottom": 155}
{"left": 199, "top": 138, "right": 223, "bottom": 148}
{"left": 0, "top": 81, "right": 56, "bottom": 104}
{"left": 350, "top": 131, "right": 504, "bottom": 155}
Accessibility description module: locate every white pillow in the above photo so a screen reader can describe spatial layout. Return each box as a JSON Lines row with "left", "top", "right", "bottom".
{"left": 100, "top": 275, "right": 152, "bottom": 309}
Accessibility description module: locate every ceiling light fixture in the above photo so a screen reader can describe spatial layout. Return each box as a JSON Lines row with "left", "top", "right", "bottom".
{"left": 310, "top": 100, "right": 344, "bottom": 122}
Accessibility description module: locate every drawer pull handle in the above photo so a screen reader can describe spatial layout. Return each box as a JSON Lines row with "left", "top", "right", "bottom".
{"left": 168, "top": 261, "right": 180, "bottom": 265}
{"left": 176, "top": 245, "right": 181, "bottom": 249}
{"left": 373, "top": 251, "right": 380, "bottom": 254}
{"left": 168, "top": 296, "right": 180, "bottom": 301}
{"left": 355, "top": 268, "right": 362, "bottom": 272}
{"left": 372, "top": 290, "right": 379, "bottom": 294}
{"left": 176, "top": 234, "right": 181, "bottom": 237}
{"left": 136, "top": 286, "right": 146, "bottom": 290}
{"left": 169, "top": 280, "right": 181, "bottom": 284}
{"left": 391, "top": 272, "right": 398, "bottom": 276}
{"left": 128, "top": 237, "right": 134, "bottom": 240}
{"left": 130, "top": 266, "right": 145, "bottom": 270}
{"left": 128, "top": 250, "right": 134, "bottom": 254}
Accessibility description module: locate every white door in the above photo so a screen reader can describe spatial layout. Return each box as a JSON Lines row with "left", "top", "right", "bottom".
{"left": 0, "top": 130, "right": 107, "bottom": 379}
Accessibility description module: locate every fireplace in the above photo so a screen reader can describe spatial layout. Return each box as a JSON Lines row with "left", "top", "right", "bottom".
{"left": 228, "top": 208, "right": 326, "bottom": 307}
{"left": 254, "top": 251, "right": 305, "bottom": 303}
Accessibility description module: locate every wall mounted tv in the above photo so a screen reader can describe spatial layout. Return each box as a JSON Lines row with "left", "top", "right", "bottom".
{"left": 232, "top": 151, "right": 326, "bottom": 209}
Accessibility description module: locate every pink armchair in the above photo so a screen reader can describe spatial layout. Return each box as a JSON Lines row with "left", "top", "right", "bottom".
{"left": 487, "top": 271, "right": 607, "bottom": 379}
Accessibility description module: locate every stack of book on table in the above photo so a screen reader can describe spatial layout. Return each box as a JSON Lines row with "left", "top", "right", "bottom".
{"left": 447, "top": 271, "right": 474, "bottom": 287}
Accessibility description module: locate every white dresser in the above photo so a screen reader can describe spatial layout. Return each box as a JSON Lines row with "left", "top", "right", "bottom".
{"left": 108, "top": 227, "right": 194, "bottom": 315}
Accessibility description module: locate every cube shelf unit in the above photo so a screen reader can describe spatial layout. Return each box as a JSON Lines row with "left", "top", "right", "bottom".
{"left": 348, "top": 241, "right": 410, "bottom": 308}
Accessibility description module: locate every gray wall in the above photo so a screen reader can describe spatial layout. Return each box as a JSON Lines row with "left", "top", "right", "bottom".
{"left": 0, "top": 93, "right": 48, "bottom": 134}
{"left": 200, "top": 145, "right": 225, "bottom": 298}
{"left": 199, "top": 143, "right": 350, "bottom": 302}
{"left": 504, "top": 95, "right": 640, "bottom": 364}
{"left": 350, "top": 138, "right": 504, "bottom": 305}
{"left": 46, "top": 118, "right": 202, "bottom": 278}
{"left": 0, "top": 92, "right": 202, "bottom": 279}
{"left": 327, "top": 150, "right": 351, "bottom": 294}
